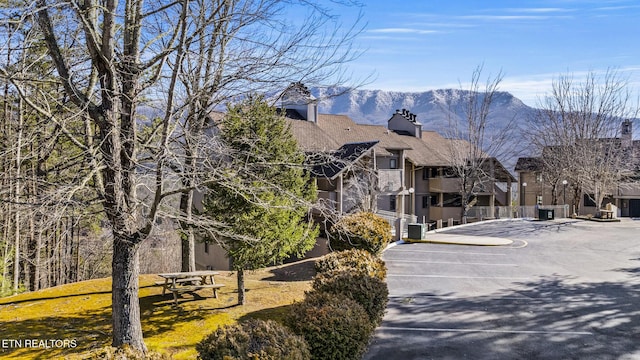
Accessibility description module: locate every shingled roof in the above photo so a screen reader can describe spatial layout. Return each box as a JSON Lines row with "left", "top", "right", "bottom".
{"left": 315, "top": 115, "right": 411, "bottom": 156}
{"left": 311, "top": 141, "right": 379, "bottom": 179}
{"left": 514, "top": 157, "right": 543, "bottom": 172}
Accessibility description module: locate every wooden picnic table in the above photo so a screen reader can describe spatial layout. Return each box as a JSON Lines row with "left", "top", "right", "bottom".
{"left": 157, "top": 270, "right": 224, "bottom": 305}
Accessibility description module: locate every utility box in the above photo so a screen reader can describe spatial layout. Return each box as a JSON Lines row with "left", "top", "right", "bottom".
{"left": 538, "top": 208, "right": 555, "bottom": 220}
{"left": 407, "top": 223, "right": 427, "bottom": 240}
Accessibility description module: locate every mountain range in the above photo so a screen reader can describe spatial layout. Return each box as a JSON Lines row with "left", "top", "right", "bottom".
{"left": 311, "top": 87, "right": 536, "bottom": 134}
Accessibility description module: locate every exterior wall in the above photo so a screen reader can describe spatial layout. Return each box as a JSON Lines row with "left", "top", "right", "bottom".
{"left": 413, "top": 169, "right": 430, "bottom": 223}
{"left": 194, "top": 238, "right": 330, "bottom": 271}
{"left": 195, "top": 242, "right": 232, "bottom": 270}
{"left": 429, "top": 206, "right": 462, "bottom": 223}
{"left": 518, "top": 171, "right": 556, "bottom": 207}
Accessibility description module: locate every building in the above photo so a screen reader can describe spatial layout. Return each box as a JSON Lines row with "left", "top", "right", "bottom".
{"left": 515, "top": 120, "right": 640, "bottom": 217}
{"left": 194, "top": 83, "right": 515, "bottom": 270}
{"left": 282, "top": 83, "right": 514, "bottom": 225}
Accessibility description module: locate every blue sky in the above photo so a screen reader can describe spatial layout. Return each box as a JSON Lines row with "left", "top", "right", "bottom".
{"left": 337, "top": 0, "right": 640, "bottom": 106}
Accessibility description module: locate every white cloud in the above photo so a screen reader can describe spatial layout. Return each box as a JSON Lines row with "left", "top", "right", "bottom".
{"left": 505, "top": 7, "right": 574, "bottom": 13}
{"left": 368, "top": 28, "right": 440, "bottom": 35}
{"left": 459, "top": 15, "right": 558, "bottom": 21}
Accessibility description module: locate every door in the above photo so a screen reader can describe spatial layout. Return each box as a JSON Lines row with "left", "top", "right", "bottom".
{"left": 630, "top": 199, "right": 640, "bottom": 218}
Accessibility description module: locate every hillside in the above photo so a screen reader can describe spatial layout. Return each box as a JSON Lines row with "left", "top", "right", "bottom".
{"left": 0, "top": 262, "right": 315, "bottom": 359}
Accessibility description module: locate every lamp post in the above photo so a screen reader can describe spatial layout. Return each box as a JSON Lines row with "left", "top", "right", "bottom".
{"left": 562, "top": 180, "right": 568, "bottom": 218}
{"left": 521, "top": 182, "right": 527, "bottom": 206}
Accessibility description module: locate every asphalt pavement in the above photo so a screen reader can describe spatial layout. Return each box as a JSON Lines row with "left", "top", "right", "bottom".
{"left": 365, "top": 218, "right": 640, "bottom": 360}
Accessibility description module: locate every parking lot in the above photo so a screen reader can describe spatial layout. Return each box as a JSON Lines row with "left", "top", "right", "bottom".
{"left": 364, "top": 219, "right": 640, "bottom": 360}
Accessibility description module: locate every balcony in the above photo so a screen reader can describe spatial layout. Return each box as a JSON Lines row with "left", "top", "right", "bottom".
{"left": 428, "top": 177, "right": 461, "bottom": 193}
{"left": 378, "top": 169, "right": 404, "bottom": 194}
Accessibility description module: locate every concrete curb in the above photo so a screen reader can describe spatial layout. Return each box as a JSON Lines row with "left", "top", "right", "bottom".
{"left": 385, "top": 218, "right": 523, "bottom": 248}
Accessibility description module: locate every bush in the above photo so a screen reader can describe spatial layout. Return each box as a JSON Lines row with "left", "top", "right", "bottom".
{"left": 328, "top": 212, "right": 392, "bottom": 256}
{"left": 287, "top": 292, "right": 374, "bottom": 360}
{"left": 312, "top": 270, "right": 388, "bottom": 325}
{"left": 196, "top": 319, "right": 310, "bottom": 360}
{"left": 315, "top": 249, "right": 387, "bottom": 280}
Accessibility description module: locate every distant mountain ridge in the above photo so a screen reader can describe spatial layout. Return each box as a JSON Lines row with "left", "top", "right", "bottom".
{"left": 310, "top": 87, "right": 536, "bottom": 133}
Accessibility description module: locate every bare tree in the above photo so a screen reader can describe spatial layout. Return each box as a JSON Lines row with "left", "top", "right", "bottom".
{"left": 1, "top": 0, "right": 362, "bottom": 352}
{"left": 169, "top": 0, "right": 364, "bottom": 272}
{"left": 441, "top": 65, "right": 519, "bottom": 222}
{"left": 527, "top": 70, "right": 639, "bottom": 212}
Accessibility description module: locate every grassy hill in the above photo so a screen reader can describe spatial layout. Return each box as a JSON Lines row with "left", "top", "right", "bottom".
{"left": 0, "top": 260, "right": 315, "bottom": 359}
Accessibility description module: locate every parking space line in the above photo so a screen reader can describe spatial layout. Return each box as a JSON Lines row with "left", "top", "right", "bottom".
{"left": 387, "top": 295, "right": 592, "bottom": 303}
{"left": 390, "top": 260, "right": 518, "bottom": 266}
{"left": 378, "top": 326, "right": 592, "bottom": 336}
{"left": 387, "top": 274, "right": 530, "bottom": 280}
{"left": 388, "top": 250, "right": 507, "bottom": 256}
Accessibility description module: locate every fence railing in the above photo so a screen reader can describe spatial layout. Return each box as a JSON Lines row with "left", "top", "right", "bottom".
{"left": 376, "top": 205, "right": 571, "bottom": 239}
{"left": 466, "top": 205, "right": 571, "bottom": 220}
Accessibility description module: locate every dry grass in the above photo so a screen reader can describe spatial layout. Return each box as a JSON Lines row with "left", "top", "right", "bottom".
{"left": 0, "top": 260, "right": 315, "bottom": 360}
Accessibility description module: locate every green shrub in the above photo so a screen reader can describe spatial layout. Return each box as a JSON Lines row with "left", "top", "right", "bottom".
{"left": 196, "top": 319, "right": 310, "bottom": 360}
{"left": 287, "top": 292, "right": 373, "bottom": 360}
{"left": 314, "top": 249, "right": 387, "bottom": 280}
{"left": 312, "top": 270, "right": 388, "bottom": 325}
{"left": 328, "top": 212, "right": 392, "bottom": 256}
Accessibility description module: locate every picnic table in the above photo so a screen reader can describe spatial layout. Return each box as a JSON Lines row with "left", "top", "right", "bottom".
{"left": 157, "top": 270, "right": 225, "bottom": 305}
{"left": 600, "top": 209, "right": 614, "bottom": 219}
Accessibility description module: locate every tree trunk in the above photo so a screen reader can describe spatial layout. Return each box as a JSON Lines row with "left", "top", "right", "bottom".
{"left": 13, "top": 97, "right": 23, "bottom": 292}
{"left": 180, "top": 191, "right": 196, "bottom": 272}
{"left": 180, "top": 230, "right": 196, "bottom": 273}
{"left": 237, "top": 268, "right": 246, "bottom": 305}
{"left": 111, "top": 235, "right": 146, "bottom": 351}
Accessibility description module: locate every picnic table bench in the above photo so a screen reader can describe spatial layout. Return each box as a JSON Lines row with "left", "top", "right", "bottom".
{"left": 157, "top": 270, "right": 225, "bottom": 305}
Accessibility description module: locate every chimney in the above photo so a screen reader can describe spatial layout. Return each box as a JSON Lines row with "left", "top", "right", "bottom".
{"left": 622, "top": 120, "right": 633, "bottom": 148}
{"left": 280, "top": 82, "right": 318, "bottom": 123}
{"left": 387, "top": 108, "right": 423, "bottom": 138}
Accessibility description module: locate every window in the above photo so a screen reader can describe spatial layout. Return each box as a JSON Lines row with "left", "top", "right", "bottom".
{"left": 442, "top": 193, "right": 462, "bottom": 207}
{"left": 390, "top": 196, "right": 396, "bottom": 211}
{"left": 204, "top": 242, "right": 209, "bottom": 254}
{"left": 422, "top": 195, "right": 430, "bottom": 208}
{"left": 536, "top": 173, "right": 543, "bottom": 183}
{"left": 583, "top": 194, "right": 597, "bottom": 207}
{"left": 536, "top": 195, "right": 543, "bottom": 205}
{"left": 422, "top": 168, "right": 429, "bottom": 180}
{"left": 389, "top": 158, "right": 398, "bottom": 169}
{"left": 431, "top": 195, "right": 439, "bottom": 207}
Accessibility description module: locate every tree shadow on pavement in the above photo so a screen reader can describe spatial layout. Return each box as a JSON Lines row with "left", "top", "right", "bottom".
{"left": 365, "top": 275, "right": 640, "bottom": 360}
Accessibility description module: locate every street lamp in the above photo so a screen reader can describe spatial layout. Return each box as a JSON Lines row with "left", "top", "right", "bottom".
{"left": 521, "top": 182, "right": 527, "bottom": 206}
{"left": 562, "top": 180, "right": 568, "bottom": 217}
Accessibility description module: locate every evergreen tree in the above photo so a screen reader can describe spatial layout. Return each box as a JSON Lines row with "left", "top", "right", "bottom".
{"left": 203, "top": 96, "right": 318, "bottom": 305}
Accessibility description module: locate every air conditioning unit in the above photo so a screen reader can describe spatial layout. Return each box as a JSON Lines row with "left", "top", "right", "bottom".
{"left": 407, "top": 223, "right": 427, "bottom": 240}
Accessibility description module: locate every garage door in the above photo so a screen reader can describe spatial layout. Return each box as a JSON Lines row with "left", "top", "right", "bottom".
{"left": 630, "top": 199, "right": 640, "bottom": 218}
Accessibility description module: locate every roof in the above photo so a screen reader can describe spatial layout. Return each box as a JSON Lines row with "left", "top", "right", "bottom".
{"left": 282, "top": 111, "right": 514, "bottom": 180}
{"left": 514, "top": 157, "right": 543, "bottom": 172}
{"left": 395, "top": 135, "right": 447, "bottom": 166}
{"left": 277, "top": 108, "right": 305, "bottom": 120}
{"left": 285, "top": 118, "right": 340, "bottom": 152}
{"left": 315, "top": 115, "right": 411, "bottom": 156}
{"left": 311, "top": 141, "right": 379, "bottom": 179}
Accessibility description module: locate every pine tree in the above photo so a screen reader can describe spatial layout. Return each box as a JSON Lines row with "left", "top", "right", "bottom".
{"left": 203, "top": 96, "right": 318, "bottom": 305}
